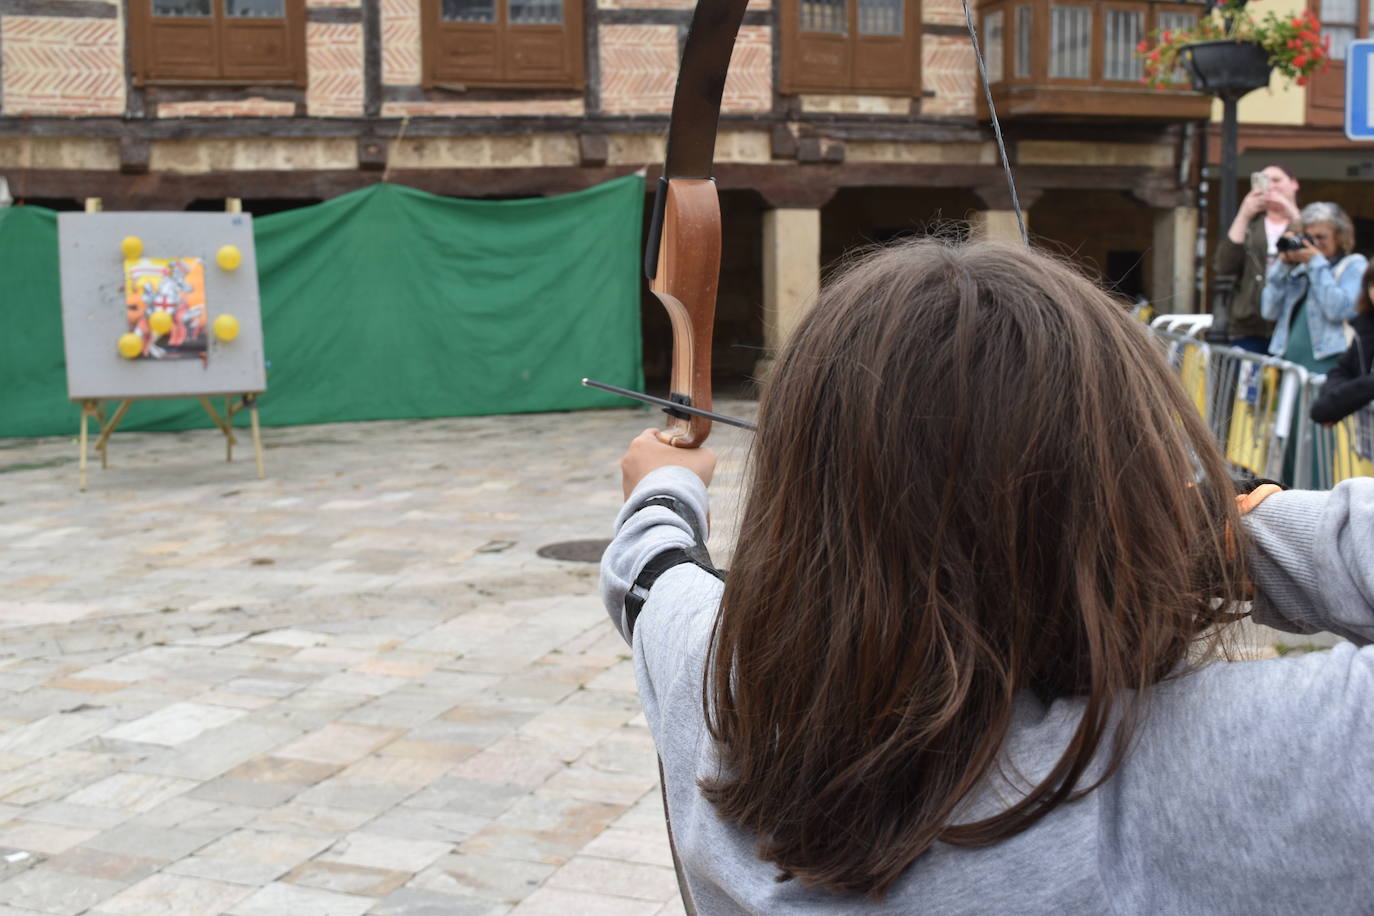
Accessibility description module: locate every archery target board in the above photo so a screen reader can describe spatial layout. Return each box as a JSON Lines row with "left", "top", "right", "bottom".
{"left": 58, "top": 212, "right": 267, "bottom": 400}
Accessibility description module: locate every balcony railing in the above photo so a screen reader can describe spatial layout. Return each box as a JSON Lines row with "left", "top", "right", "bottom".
{"left": 976, "top": 0, "right": 1214, "bottom": 120}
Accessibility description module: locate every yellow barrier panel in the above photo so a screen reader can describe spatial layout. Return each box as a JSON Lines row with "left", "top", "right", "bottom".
{"left": 1332, "top": 411, "right": 1374, "bottom": 483}
{"left": 1226, "top": 363, "right": 1280, "bottom": 477}
{"left": 1179, "top": 345, "right": 1208, "bottom": 419}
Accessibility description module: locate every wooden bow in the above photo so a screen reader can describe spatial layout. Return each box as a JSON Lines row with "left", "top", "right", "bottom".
{"left": 643, "top": 0, "right": 750, "bottom": 449}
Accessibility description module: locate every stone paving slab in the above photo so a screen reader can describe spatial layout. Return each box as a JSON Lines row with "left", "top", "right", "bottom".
{"left": 0, "top": 403, "right": 756, "bottom": 915}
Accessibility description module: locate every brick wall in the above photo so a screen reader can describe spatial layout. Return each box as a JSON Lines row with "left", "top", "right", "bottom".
{"left": 381, "top": 99, "right": 586, "bottom": 117}
{"left": 922, "top": 32, "right": 974, "bottom": 116}
{"left": 1, "top": 16, "right": 124, "bottom": 116}
{"left": 307, "top": 22, "right": 365, "bottom": 117}
{"left": 158, "top": 99, "right": 297, "bottom": 118}
{"left": 598, "top": 24, "right": 678, "bottom": 115}
{"left": 381, "top": 0, "right": 421, "bottom": 85}
{"left": 722, "top": 25, "right": 772, "bottom": 114}
{"left": 922, "top": 0, "right": 965, "bottom": 26}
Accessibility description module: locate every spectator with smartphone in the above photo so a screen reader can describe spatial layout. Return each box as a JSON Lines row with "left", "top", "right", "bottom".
{"left": 1310, "top": 261, "right": 1374, "bottom": 425}
{"left": 1213, "top": 164, "right": 1301, "bottom": 353}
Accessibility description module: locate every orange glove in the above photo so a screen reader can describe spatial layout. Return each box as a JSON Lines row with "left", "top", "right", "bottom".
{"left": 1236, "top": 483, "right": 1282, "bottom": 516}
{"left": 1229, "top": 483, "right": 1282, "bottom": 599}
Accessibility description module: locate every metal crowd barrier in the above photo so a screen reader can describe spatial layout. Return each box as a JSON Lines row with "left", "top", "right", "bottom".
{"left": 1148, "top": 317, "right": 1338, "bottom": 489}
{"left": 1303, "top": 375, "right": 1374, "bottom": 489}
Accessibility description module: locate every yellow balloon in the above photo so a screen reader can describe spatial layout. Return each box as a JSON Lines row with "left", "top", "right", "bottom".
{"left": 148, "top": 310, "right": 172, "bottom": 336}
{"left": 216, "top": 244, "right": 242, "bottom": 271}
{"left": 120, "top": 236, "right": 143, "bottom": 260}
{"left": 117, "top": 333, "right": 143, "bottom": 359}
{"left": 213, "top": 314, "right": 240, "bottom": 341}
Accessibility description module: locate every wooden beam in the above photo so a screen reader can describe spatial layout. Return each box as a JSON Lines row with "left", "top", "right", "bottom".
{"left": 119, "top": 137, "right": 150, "bottom": 175}
{"left": 0, "top": 114, "right": 990, "bottom": 144}
{"left": 0, "top": 0, "right": 115, "bottom": 16}
{"left": 578, "top": 134, "right": 608, "bottom": 167}
{"left": 357, "top": 137, "right": 388, "bottom": 171}
{"left": 362, "top": 0, "right": 381, "bottom": 118}
{"left": 305, "top": 6, "right": 361, "bottom": 22}
{"left": 14, "top": 162, "right": 1184, "bottom": 207}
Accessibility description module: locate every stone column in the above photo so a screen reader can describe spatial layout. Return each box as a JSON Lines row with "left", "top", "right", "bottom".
{"left": 971, "top": 185, "right": 1039, "bottom": 243}
{"left": 759, "top": 207, "right": 822, "bottom": 378}
{"left": 1151, "top": 206, "right": 1198, "bottom": 315}
{"left": 969, "top": 209, "right": 1024, "bottom": 242}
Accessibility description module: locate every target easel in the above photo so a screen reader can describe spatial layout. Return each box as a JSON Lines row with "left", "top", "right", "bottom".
{"left": 58, "top": 200, "right": 268, "bottom": 491}
{"left": 75, "top": 394, "right": 264, "bottom": 491}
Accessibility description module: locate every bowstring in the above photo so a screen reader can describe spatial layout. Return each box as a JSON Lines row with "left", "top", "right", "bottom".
{"left": 960, "top": 0, "right": 1028, "bottom": 246}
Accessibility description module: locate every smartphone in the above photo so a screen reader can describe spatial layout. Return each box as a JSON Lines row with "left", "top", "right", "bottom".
{"left": 1251, "top": 171, "right": 1270, "bottom": 194}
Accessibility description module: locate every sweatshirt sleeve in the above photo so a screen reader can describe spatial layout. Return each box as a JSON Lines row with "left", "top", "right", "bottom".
{"left": 1309, "top": 343, "right": 1374, "bottom": 423}
{"left": 1243, "top": 479, "right": 1374, "bottom": 644}
{"left": 598, "top": 466, "right": 711, "bottom": 643}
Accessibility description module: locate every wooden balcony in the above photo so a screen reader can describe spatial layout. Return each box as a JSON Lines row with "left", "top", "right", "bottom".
{"left": 975, "top": 0, "right": 1214, "bottom": 121}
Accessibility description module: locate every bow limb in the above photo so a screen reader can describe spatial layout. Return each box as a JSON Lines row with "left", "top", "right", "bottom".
{"left": 645, "top": 0, "right": 749, "bottom": 450}
{"left": 649, "top": 182, "right": 720, "bottom": 448}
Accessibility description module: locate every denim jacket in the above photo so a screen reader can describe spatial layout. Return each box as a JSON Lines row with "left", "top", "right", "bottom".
{"left": 1261, "top": 252, "right": 1366, "bottom": 361}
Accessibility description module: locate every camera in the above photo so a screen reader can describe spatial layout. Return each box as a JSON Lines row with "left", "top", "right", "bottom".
{"left": 1276, "top": 233, "right": 1314, "bottom": 253}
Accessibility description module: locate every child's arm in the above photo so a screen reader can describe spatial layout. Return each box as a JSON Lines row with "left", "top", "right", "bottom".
{"left": 1243, "top": 479, "right": 1374, "bottom": 644}
{"left": 599, "top": 432, "right": 716, "bottom": 643}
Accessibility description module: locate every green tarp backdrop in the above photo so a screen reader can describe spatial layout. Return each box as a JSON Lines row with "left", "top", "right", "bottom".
{"left": 0, "top": 176, "right": 644, "bottom": 438}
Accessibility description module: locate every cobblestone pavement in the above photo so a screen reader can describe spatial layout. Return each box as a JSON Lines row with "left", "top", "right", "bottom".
{"left": 0, "top": 401, "right": 757, "bottom": 916}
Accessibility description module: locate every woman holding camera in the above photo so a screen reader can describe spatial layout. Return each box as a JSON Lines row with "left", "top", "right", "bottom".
{"left": 1261, "top": 200, "right": 1366, "bottom": 375}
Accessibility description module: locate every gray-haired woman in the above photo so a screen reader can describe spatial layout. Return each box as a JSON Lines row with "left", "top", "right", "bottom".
{"left": 1261, "top": 200, "right": 1367, "bottom": 374}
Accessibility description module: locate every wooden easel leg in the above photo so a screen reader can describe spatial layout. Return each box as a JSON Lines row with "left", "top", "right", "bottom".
{"left": 198, "top": 397, "right": 237, "bottom": 464}
{"left": 94, "top": 403, "right": 109, "bottom": 468}
{"left": 93, "top": 400, "right": 131, "bottom": 466}
{"left": 249, "top": 397, "right": 264, "bottom": 479}
{"left": 78, "top": 401, "right": 92, "bottom": 491}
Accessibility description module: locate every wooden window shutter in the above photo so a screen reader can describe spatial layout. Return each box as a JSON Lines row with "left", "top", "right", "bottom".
{"left": 782, "top": 0, "right": 918, "bottom": 94}
{"left": 1305, "top": 0, "right": 1362, "bottom": 127}
{"left": 852, "top": 0, "right": 918, "bottom": 92}
{"left": 429, "top": 21, "right": 503, "bottom": 84}
{"left": 222, "top": 17, "right": 298, "bottom": 81}
{"left": 424, "top": 0, "right": 583, "bottom": 88}
{"left": 781, "top": 0, "right": 852, "bottom": 91}
{"left": 134, "top": 0, "right": 303, "bottom": 84}
{"left": 503, "top": 0, "right": 584, "bottom": 88}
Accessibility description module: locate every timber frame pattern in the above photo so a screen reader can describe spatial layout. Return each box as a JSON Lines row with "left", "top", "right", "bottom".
{"left": 0, "top": 0, "right": 1203, "bottom": 211}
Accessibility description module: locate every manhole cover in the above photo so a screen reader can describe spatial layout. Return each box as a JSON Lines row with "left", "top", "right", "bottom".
{"left": 536, "top": 539, "right": 611, "bottom": 563}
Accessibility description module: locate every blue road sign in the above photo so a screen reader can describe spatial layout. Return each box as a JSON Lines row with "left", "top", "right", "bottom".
{"left": 1347, "top": 40, "right": 1374, "bottom": 140}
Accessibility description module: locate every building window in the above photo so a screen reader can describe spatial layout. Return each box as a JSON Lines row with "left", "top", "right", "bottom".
{"left": 1048, "top": 4, "right": 1092, "bottom": 79}
{"left": 1308, "top": 0, "right": 1372, "bottom": 124}
{"left": 1321, "top": 0, "right": 1361, "bottom": 59}
{"left": 781, "top": 0, "right": 921, "bottom": 94}
{"left": 1014, "top": 5, "right": 1032, "bottom": 78}
{"left": 131, "top": 0, "right": 305, "bottom": 84}
{"left": 984, "top": 10, "right": 1005, "bottom": 83}
{"left": 1103, "top": 8, "right": 1145, "bottom": 82}
{"left": 421, "top": 0, "right": 585, "bottom": 89}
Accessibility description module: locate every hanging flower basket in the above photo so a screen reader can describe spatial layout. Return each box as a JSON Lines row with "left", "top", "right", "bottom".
{"left": 1137, "top": 3, "right": 1330, "bottom": 92}
{"left": 1181, "top": 40, "right": 1273, "bottom": 97}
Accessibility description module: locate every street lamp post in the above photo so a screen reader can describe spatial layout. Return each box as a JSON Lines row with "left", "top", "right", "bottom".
{"left": 1180, "top": 1, "right": 1273, "bottom": 342}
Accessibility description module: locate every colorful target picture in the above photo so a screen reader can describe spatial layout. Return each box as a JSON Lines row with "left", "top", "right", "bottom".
{"left": 123, "top": 257, "right": 208, "bottom": 360}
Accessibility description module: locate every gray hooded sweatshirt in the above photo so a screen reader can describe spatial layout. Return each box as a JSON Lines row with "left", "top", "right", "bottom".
{"left": 600, "top": 469, "right": 1374, "bottom": 915}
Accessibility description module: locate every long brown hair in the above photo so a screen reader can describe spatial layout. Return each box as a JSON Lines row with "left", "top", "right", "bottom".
{"left": 702, "top": 239, "right": 1245, "bottom": 897}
